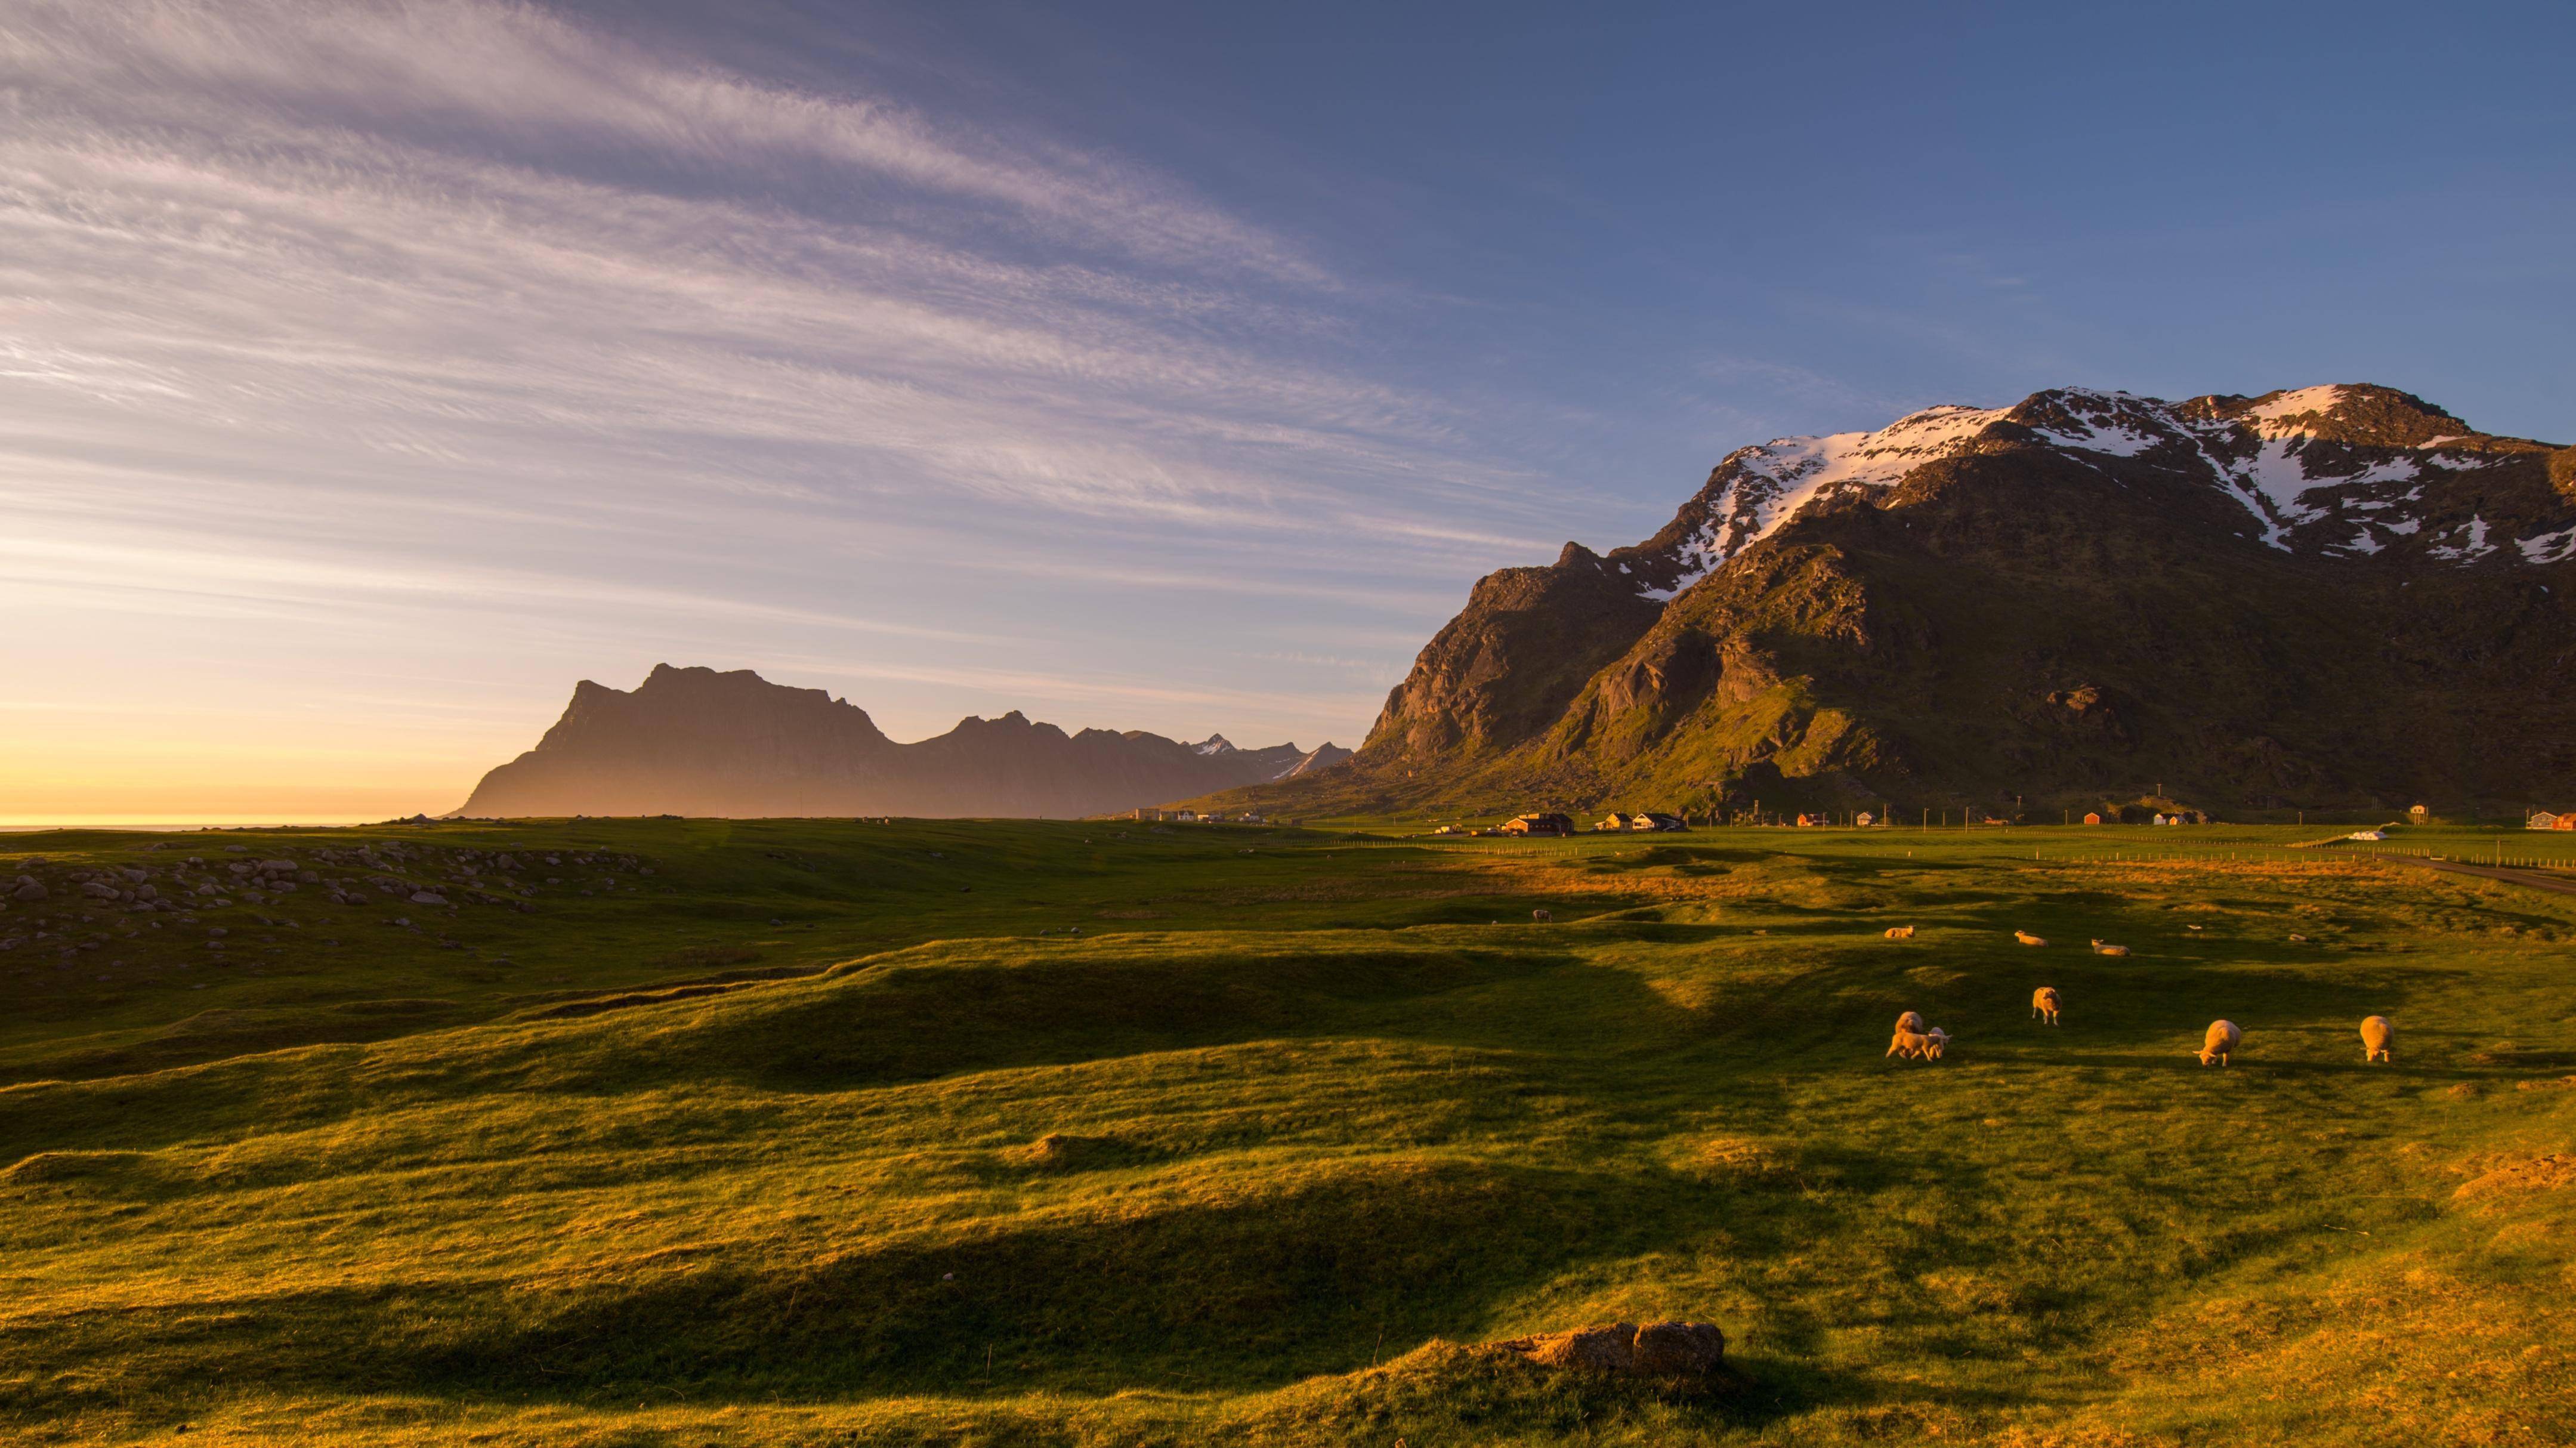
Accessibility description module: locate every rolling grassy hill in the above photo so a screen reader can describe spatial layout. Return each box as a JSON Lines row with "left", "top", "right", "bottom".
{"left": 5, "top": 819, "right": 2575, "bottom": 1444}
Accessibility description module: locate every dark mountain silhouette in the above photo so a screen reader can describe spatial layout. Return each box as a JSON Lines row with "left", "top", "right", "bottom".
{"left": 455, "top": 665, "right": 1339, "bottom": 818}
{"left": 1190, "top": 384, "right": 2576, "bottom": 820}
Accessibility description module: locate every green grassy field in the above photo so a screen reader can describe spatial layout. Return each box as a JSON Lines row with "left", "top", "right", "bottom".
{"left": 5, "top": 819, "right": 2575, "bottom": 1445}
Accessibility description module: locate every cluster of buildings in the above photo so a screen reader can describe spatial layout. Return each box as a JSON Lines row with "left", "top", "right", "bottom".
{"left": 1444, "top": 811, "right": 1692, "bottom": 838}
{"left": 2528, "top": 811, "right": 2575, "bottom": 830}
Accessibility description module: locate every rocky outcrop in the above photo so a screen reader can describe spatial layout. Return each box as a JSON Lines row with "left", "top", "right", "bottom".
{"left": 455, "top": 665, "right": 1326, "bottom": 819}
{"left": 1360, "top": 542, "right": 1664, "bottom": 766}
{"left": 1497, "top": 1321, "right": 1726, "bottom": 1378}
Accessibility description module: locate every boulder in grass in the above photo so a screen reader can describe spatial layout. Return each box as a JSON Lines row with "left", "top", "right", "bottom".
{"left": 409, "top": 891, "right": 447, "bottom": 906}
{"left": 1498, "top": 1320, "right": 1725, "bottom": 1379}
{"left": 1629, "top": 1322, "right": 1728, "bottom": 1376}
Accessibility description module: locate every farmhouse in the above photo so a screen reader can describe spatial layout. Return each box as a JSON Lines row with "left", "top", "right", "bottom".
{"left": 1596, "top": 811, "right": 1644, "bottom": 832}
{"left": 1639, "top": 812, "right": 1689, "bottom": 832}
{"left": 1502, "top": 813, "right": 1574, "bottom": 837}
{"left": 2531, "top": 811, "right": 2573, "bottom": 831}
{"left": 2083, "top": 812, "right": 2103, "bottom": 825}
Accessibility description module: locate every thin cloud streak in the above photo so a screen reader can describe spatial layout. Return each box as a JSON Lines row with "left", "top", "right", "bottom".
{"left": 0, "top": 0, "right": 1632, "bottom": 813}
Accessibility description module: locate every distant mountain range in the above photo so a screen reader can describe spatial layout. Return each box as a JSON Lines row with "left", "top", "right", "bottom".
{"left": 453, "top": 665, "right": 1349, "bottom": 819}
{"left": 1188, "top": 384, "right": 2576, "bottom": 820}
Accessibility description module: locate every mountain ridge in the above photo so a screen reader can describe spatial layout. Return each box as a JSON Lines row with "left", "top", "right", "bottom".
{"left": 455, "top": 664, "right": 1343, "bottom": 819}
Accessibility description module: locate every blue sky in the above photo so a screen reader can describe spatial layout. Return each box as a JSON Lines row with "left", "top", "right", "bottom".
{"left": 2, "top": 0, "right": 2569, "bottom": 819}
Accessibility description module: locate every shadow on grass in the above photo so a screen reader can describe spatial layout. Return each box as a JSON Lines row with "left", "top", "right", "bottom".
{"left": 10, "top": 1157, "right": 1798, "bottom": 1415}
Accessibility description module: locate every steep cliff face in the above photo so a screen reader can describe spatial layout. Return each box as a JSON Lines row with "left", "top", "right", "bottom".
{"left": 1358, "top": 542, "right": 1663, "bottom": 765}
{"left": 456, "top": 665, "right": 1346, "bottom": 818}
{"left": 1199, "top": 384, "right": 2576, "bottom": 819}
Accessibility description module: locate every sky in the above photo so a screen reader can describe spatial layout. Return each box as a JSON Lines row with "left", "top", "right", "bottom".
{"left": 2, "top": 0, "right": 2570, "bottom": 823}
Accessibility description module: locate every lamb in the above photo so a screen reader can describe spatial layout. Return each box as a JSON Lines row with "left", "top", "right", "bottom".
{"left": 1884, "top": 925, "right": 1916, "bottom": 940}
{"left": 2198, "top": 1020, "right": 2241, "bottom": 1067}
{"left": 1531, "top": 908, "right": 1553, "bottom": 923}
{"left": 2031, "top": 986, "right": 2061, "bottom": 1025}
{"left": 1888, "top": 1028, "right": 1946, "bottom": 1061}
{"left": 1894, "top": 1010, "right": 1926, "bottom": 1035}
{"left": 2089, "top": 938, "right": 2130, "bottom": 956}
{"left": 2359, "top": 1015, "right": 2395, "bottom": 1064}
{"left": 2014, "top": 930, "right": 2048, "bottom": 947}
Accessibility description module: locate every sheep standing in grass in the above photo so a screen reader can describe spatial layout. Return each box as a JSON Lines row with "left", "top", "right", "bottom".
{"left": 1895, "top": 1010, "right": 1926, "bottom": 1035}
{"left": 2198, "top": 1020, "right": 2241, "bottom": 1067}
{"left": 2089, "top": 938, "right": 2130, "bottom": 957}
{"left": 1888, "top": 1029, "right": 1945, "bottom": 1061}
{"left": 2031, "top": 987, "right": 2061, "bottom": 1026}
{"left": 2360, "top": 1015, "right": 2395, "bottom": 1064}
{"left": 2015, "top": 930, "right": 2048, "bottom": 947}
{"left": 1532, "top": 908, "right": 1553, "bottom": 923}
{"left": 1885, "top": 925, "right": 1916, "bottom": 940}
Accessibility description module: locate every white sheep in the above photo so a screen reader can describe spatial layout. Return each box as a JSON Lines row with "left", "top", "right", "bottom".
{"left": 2198, "top": 1020, "right": 2241, "bottom": 1067}
{"left": 1894, "top": 1009, "right": 1926, "bottom": 1035}
{"left": 1887, "top": 1028, "right": 1945, "bottom": 1061}
{"left": 2359, "top": 1015, "right": 2395, "bottom": 1064}
{"left": 2089, "top": 938, "right": 2130, "bottom": 956}
{"left": 1532, "top": 908, "right": 1553, "bottom": 923}
{"left": 2015, "top": 930, "right": 2048, "bottom": 947}
{"left": 2031, "top": 986, "right": 2061, "bottom": 1025}
{"left": 1885, "top": 925, "right": 1916, "bottom": 940}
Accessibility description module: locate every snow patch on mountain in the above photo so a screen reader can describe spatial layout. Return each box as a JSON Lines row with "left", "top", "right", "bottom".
{"left": 1193, "top": 735, "right": 1236, "bottom": 755}
{"left": 2428, "top": 517, "right": 2498, "bottom": 561}
{"left": 2244, "top": 385, "right": 2350, "bottom": 436}
{"left": 1644, "top": 403, "right": 2010, "bottom": 598}
{"left": 2522, "top": 527, "right": 2576, "bottom": 564}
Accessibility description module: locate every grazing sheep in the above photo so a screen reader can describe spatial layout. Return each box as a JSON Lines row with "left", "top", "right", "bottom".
{"left": 2289, "top": 933, "right": 2309, "bottom": 943}
{"left": 2089, "top": 938, "right": 2130, "bottom": 956}
{"left": 2198, "top": 1020, "right": 2241, "bottom": 1067}
{"left": 1532, "top": 908, "right": 1553, "bottom": 923}
{"left": 1895, "top": 1009, "right": 1927, "bottom": 1035}
{"left": 1885, "top": 925, "right": 1916, "bottom": 940}
{"left": 2031, "top": 986, "right": 2061, "bottom": 1025}
{"left": 1888, "top": 1028, "right": 1945, "bottom": 1061}
{"left": 2015, "top": 930, "right": 2049, "bottom": 947}
{"left": 2360, "top": 1015, "right": 2395, "bottom": 1064}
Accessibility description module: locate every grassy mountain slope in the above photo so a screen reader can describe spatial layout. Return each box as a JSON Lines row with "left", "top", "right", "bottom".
{"left": 8, "top": 820, "right": 2576, "bottom": 1443}
{"left": 1188, "top": 386, "right": 2576, "bottom": 823}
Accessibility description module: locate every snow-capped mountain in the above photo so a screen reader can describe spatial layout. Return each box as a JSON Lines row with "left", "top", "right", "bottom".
{"left": 1616, "top": 385, "right": 2574, "bottom": 601}
{"left": 1201, "top": 384, "right": 2576, "bottom": 819}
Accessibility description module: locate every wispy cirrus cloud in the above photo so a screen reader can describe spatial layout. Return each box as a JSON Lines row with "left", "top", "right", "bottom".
{"left": 0, "top": 0, "right": 1597, "bottom": 798}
